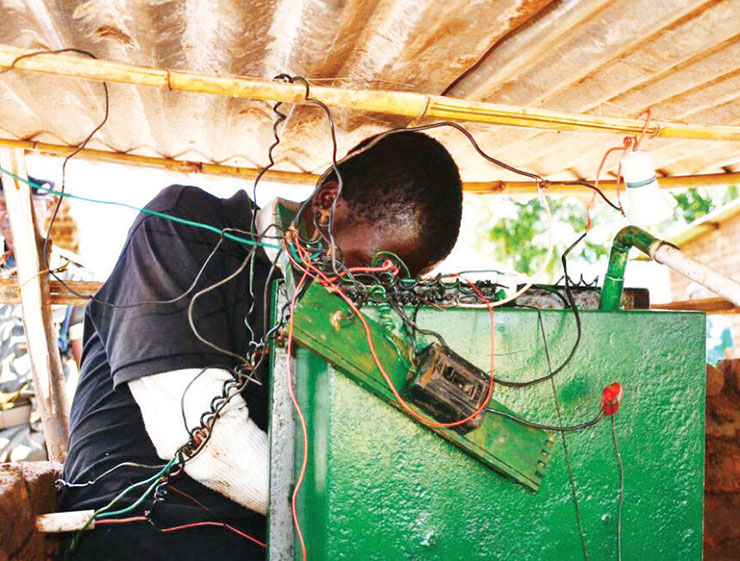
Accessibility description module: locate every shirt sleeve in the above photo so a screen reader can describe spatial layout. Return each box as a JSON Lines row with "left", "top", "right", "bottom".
{"left": 88, "top": 185, "right": 253, "bottom": 388}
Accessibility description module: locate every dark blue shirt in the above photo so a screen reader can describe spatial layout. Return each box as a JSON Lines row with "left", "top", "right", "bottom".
{"left": 60, "top": 185, "right": 272, "bottom": 560}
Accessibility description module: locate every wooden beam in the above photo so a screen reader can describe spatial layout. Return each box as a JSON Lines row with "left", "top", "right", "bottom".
{"left": 0, "top": 148, "right": 69, "bottom": 462}
{"left": 3, "top": 45, "right": 740, "bottom": 141}
{"left": 0, "top": 279, "right": 101, "bottom": 305}
{"left": 1, "top": 137, "right": 739, "bottom": 196}
{"left": 0, "top": 138, "right": 319, "bottom": 187}
{"left": 652, "top": 297, "right": 739, "bottom": 314}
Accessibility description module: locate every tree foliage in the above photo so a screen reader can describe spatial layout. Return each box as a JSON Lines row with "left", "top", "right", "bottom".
{"left": 482, "top": 185, "right": 738, "bottom": 278}
{"left": 487, "top": 197, "right": 609, "bottom": 277}
{"left": 671, "top": 185, "right": 738, "bottom": 224}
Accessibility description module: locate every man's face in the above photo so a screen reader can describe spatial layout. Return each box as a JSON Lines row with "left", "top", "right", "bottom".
{"left": 330, "top": 211, "right": 430, "bottom": 276}
{"left": 309, "top": 184, "right": 433, "bottom": 277}
{"left": 0, "top": 192, "right": 55, "bottom": 254}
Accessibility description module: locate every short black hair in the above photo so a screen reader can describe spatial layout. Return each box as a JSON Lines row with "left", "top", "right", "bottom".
{"left": 324, "top": 131, "right": 462, "bottom": 265}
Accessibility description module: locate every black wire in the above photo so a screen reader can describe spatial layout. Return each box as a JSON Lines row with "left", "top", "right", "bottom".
{"left": 180, "top": 366, "right": 219, "bottom": 433}
{"left": 2, "top": 49, "right": 280, "bottom": 313}
{"left": 611, "top": 415, "right": 624, "bottom": 561}
{"left": 494, "top": 233, "right": 586, "bottom": 388}
{"left": 485, "top": 406, "right": 603, "bottom": 432}
{"left": 290, "top": 77, "right": 346, "bottom": 278}
{"left": 6, "top": 50, "right": 114, "bottom": 306}
{"left": 244, "top": 76, "right": 292, "bottom": 342}
{"left": 278, "top": 77, "right": 624, "bottom": 289}
{"left": 262, "top": 248, "right": 285, "bottom": 336}
{"left": 187, "top": 246, "right": 257, "bottom": 364}
{"left": 390, "top": 300, "right": 449, "bottom": 349}
{"left": 250, "top": 76, "right": 291, "bottom": 231}
{"left": 538, "top": 308, "right": 590, "bottom": 560}
{"left": 558, "top": 180, "right": 623, "bottom": 213}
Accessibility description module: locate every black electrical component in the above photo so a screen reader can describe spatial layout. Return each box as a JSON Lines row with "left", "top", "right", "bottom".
{"left": 405, "top": 343, "right": 490, "bottom": 431}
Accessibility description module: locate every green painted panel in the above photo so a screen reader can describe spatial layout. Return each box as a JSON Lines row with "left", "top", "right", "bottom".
{"left": 287, "top": 306, "right": 705, "bottom": 560}
{"left": 291, "top": 284, "right": 553, "bottom": 491}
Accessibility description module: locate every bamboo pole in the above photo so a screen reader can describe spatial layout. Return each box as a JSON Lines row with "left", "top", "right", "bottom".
{"left": 3, "top": 137, "right": 739, "bottom": 196}
{"left": 0, "top": 138, "right": 319, "bottom": 186}
{"left": 0, "top": 279, "right": 101, "bottom": 305}
{"left": 465, "top": 171, "right": 740, "bottom": 194}
{"left": 2, "top": 45, "right": 740, "bottom": 141}
{"left": 0, "top": 148, "right": 69, "bottom": 462}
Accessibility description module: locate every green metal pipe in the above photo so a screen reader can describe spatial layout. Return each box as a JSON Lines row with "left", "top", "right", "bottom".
{"left": 599, "top": 226, "right": 660, "bottom": 311}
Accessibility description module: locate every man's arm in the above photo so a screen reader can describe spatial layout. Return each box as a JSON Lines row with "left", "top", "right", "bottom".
{"left": 128, "top": 367, "right": 269, "bottom": 515}
{"left": 68, "top": 315, "right": 84, "bottom": 366}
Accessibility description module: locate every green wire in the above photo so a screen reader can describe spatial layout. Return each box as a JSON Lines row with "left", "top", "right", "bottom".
{"left": 69, "top": 457, "right": 177, "bottom": 554}
{"left": 0, "top": 166, "right": 281, "bottom": 250}
{"left": 93, "top": 456, "right": 176, "bottom": 520}
{"left": 95, "top": 472, "right": 167, "bottom": 519}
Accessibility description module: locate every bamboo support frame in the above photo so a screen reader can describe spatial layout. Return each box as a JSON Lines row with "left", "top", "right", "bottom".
{"left": 0, "top": 148, "right": 69, "bottom": 462}
{"left": 0, "top": 279, "right": 101, "bottom": 306}
{"left": 3, "top": 45, "right": 740, "bottom": 141}
{"left": 3, "top": 136, "right": 739, "bottom": 196}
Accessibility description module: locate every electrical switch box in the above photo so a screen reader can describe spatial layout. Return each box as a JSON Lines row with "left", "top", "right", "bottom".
{"left": 405, "top": 342, "right": 489, "bottom": 430}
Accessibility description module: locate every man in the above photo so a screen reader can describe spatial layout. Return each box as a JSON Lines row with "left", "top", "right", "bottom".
{"left": 60, "top": 131, "right": 463, "bottom": 560}
{"left": 0, "top": 177, "right": 85, "bottom": 462}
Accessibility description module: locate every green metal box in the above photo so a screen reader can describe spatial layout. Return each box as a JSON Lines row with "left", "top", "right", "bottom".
{"left": 269, "top": 304, "right": 705, "bottom": 560}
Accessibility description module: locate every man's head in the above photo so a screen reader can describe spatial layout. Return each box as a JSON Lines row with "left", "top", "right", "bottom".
{"left": 0, "top": 176, "right": 56, "bottom": 254}
{"left": 307, "top": 131, "right": 462, "bottom": 276}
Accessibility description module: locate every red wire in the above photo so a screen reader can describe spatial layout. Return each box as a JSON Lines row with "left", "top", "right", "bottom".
{"left": 95, "top": 488, "right": 266, "bottom": 549}
{"left": 94, "top": 256, "right": 421, "bottom": 559}
{"left": 168, "top": 484, "right": 212, "bottom": 513}
{"left": 587, "top": 109, "right": 652, "bottom": 229}
{"left": 287, "top": 239, "right": 496, "bottom": 429}
{"left": 323, "top": 259, "right": 399, "bottom": 281}
{"left": 95, "top": 516, "right": 148, "bottom": 525}
{"left": 159, "top": 521, "right": 267, "bottom": 548}
{"left": 589, "top": 141, "right": 630, "bottom": 230}
{"left": 283, "top": 236, "right": 496, "bottom": 556}
{"left": 634, "top": 108, "right": 652, "bottom": 150}
{"left": 286, "top": 267, "right": 311, "bottom": 561}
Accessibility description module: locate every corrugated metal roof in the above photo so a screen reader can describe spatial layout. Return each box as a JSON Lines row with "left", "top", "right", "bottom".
{"left": 0, "top": 0, "right": 739, "bottom": 185}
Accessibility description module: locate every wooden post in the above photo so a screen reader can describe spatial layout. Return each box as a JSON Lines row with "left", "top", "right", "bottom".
{"left": 0, "top": 148, "right": 69, "bottom": 462}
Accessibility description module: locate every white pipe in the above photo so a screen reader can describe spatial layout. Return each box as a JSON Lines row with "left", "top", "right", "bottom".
{"left": 649, "top": 243, "right": 740, "bottom": 307}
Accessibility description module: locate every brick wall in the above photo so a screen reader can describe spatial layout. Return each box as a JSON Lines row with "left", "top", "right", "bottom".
{"left": 669, "top": 212, "right": 740, "bottom": 359}
{"left": 46, "top": 199, "right": 79, "bottom": 255}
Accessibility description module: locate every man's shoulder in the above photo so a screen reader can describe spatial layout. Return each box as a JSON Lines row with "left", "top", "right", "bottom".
{"left": 145, "top": 184, "right": 217, "bottom": 212}
{"left": 146, "top": 185, "right": 252, "bottom": 227}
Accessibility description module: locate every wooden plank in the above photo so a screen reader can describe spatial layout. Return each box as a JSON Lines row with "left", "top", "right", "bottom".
{"left": 0, "top": 279, "right": 101, "bottom": 305}
{"left": 652, "top": 296, "right": 739, "bottom": 314}
{"left": 0, "top": 148, "right": 68, "bottom": 462}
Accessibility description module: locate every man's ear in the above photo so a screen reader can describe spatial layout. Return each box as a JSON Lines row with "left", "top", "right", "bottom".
{"left": 311, "top": 181, "right": 340, "bottom": 213}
